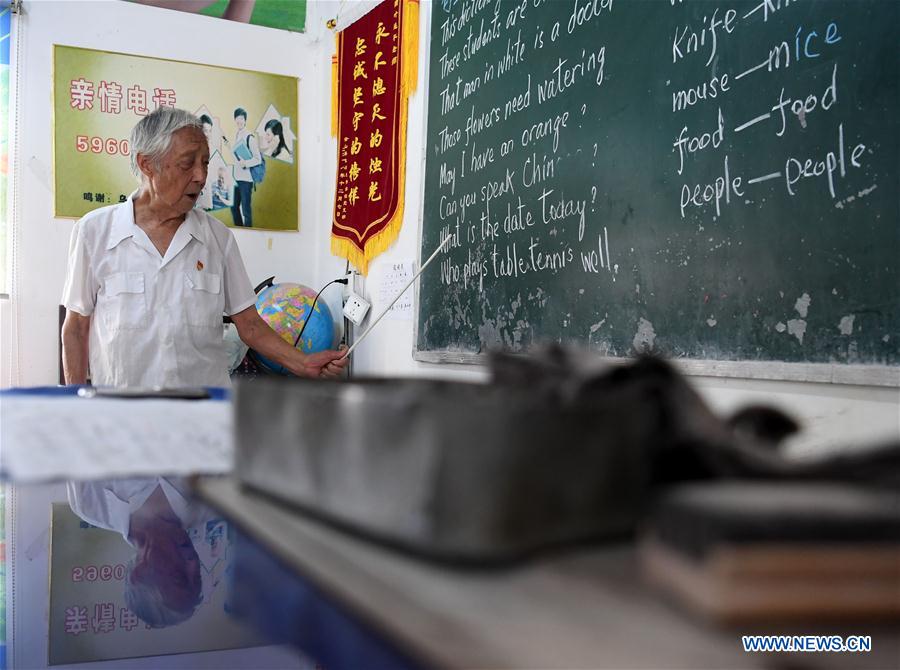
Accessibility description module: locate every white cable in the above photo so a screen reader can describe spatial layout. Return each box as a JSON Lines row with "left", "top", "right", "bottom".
{"left": 341, "top": 236, "right": 450, "bottom": 359}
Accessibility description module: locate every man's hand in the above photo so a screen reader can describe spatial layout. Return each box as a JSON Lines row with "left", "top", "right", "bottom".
{"left": 304, "top": 346, "right": 350, "bottom": 379}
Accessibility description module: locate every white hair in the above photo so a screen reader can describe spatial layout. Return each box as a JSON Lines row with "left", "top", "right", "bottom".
{"left": 129, "top": 107, "right": 203, "bottom": 180}
{"left": 123, "top": 556, "right": 199, "bottom": 628}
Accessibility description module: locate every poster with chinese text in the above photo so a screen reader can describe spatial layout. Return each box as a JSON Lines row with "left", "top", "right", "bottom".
{"left": 53, "top": 45, "right": 299, "bottom": 231}
{"left": 48, "top": 502, "right": 261, "bottom": 665}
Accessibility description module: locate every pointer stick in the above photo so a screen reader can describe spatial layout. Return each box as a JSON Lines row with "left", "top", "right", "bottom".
{"left": 341, "top": 236, "right": 451, "bottom": 359}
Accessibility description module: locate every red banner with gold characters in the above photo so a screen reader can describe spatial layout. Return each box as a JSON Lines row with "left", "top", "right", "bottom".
{"left": 331, "top": 0, "right": 419, "bottom": 275}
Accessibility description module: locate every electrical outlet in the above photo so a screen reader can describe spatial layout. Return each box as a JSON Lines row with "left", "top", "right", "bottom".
{"left": 342, "top": 292, "right": 370, "bottom": 326}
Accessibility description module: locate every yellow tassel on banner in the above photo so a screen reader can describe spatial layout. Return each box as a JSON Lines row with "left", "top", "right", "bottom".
{"left": 331, "top": 236, "right": 371, "bottom": 275}
{"left": 402, "top": 0, "right": 420, "bottom": 97}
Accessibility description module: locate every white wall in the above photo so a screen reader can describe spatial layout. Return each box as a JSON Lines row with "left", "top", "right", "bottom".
{"left": 3, "top": 0, "right": 897, "bottom": 448}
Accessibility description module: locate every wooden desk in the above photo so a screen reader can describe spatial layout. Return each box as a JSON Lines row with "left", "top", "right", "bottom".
{"left": 196, "top": 477, "right": 899, "bottom": 669}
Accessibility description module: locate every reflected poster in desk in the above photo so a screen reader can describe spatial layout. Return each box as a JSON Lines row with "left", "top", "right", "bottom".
{"left": 48, "top": 502, "right": 262, "bottom": 665}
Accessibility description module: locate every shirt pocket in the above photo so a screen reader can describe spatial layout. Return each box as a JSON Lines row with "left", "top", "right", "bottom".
{"left": 184, "top": 270, "right": 223, "bottom": 327}
{"left": 99, "top": 271, "right": 146, "bottom": 330}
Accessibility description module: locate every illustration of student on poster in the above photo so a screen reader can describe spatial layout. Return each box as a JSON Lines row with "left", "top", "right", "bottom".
{"left": 48, "top": 478, "right": 262, "bottom": 665}
{"left": 53, "top": 45, "right": 299, "bottom": 231}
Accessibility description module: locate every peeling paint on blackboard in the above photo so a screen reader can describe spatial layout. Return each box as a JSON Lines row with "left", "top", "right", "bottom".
{"left": 794, "top": 292, "right": 811, "bottom": 318}
{"left": 632, "top": 317, "right": 657, "bottom": 353}
{"left": 838, "top": 315, "right": 855, "bottom": 335}
{"left": 787, "top": 318, "right": 807, "bottom": 344}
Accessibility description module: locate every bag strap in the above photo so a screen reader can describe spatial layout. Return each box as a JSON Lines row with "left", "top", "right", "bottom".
{"left": 245, "top": 133, "right": 263, "bottom": 163}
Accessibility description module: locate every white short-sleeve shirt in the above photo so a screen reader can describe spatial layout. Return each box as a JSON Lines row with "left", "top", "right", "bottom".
{"left": 61, "top": 195, "right": 256, "bottom": 389}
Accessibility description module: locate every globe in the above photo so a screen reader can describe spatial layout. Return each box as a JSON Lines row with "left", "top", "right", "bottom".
{"left": 253, "top": 282, "right": 336, "bottom": 375}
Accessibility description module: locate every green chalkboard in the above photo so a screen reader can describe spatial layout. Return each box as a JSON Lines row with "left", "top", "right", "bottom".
{"left": 415, "top": 0, "right": 898, "bottom": 381}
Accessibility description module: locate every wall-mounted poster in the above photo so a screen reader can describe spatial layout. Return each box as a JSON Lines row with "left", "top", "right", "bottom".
{"left": 53, "top": 45, "right": 299, "bottom": 231}
{"left": 126, "top": 0, "right": 306, "bottom": 33}
{"left": 48, "top": 479, "right": 264, "bottom": 665}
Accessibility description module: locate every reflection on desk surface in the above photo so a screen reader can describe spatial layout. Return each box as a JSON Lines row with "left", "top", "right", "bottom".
{"left": 67, "top": 478, "right": 215, "bottom": 627}
{"left": 47, "top": 477, "right": 264, "bottom": 665}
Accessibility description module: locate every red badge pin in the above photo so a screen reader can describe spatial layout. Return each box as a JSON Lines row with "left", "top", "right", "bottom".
{"left": 196, "top": 260, "right": 204, "bottom": 271}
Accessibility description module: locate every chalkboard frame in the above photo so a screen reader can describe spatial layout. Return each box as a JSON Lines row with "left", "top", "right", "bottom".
{"left": 410, "top": 0, "right": 898, "bottom": 388}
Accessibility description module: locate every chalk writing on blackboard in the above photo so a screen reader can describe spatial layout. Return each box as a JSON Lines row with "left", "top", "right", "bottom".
{"left": 417, "top": 0, "right": 898, "bottom": 371}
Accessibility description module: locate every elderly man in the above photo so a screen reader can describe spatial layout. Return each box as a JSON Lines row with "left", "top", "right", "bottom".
{"left": 68, "top": 477, "right": 209, "bottom": 628}
{"left": 61, "top": 107, "right": 348, "bottom": 388}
